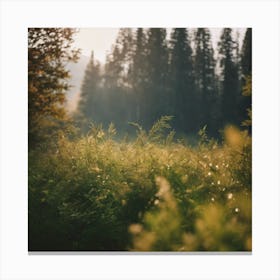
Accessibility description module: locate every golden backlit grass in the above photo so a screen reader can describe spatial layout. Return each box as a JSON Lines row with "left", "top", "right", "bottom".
{"left": 29, "top": 120, "right": 251, "bottom": 251}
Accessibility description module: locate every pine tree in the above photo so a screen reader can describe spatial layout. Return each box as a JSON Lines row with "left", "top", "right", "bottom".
{"left": 241, "top": 28, "right": 252, "bottom": 77}
{"left": 218, "top": 28, "right": 240, "bottom": 126}
{"left": 28, "top": 28, "right": 79, "bottom": 147}
{"left": 77, "top": 51, "right": 100, "bottom": 124}
{"left": 104, "top": 45, "right": 123, "bottom": 89}
{"left": 169, "top": 28, "right": 195, "bottom": 133}
{"left": 102, "top": 28, "right": 135, "bottom": 128}
{"left": 130, "top": 28, "right": 148, "bottom": 122}
{"left": 104, "top": 28, "right": 134, "bottom": 89}
{"left": 144, "top": 28, "right": 169, "bottom": 128}
{"left": 240, "top": 28, "right": 252, "bottom": 127}
{"left": 194, "top": 28, "right": 218, "bottom": 134}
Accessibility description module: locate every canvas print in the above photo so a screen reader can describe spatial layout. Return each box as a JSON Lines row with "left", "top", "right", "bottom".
{"left": 28, "top": 28, "right": 252, "bottom": 251}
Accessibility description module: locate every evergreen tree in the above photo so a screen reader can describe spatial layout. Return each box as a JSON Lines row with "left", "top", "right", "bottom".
{"left": 77, "top": 51, "right": 100, "bottom": 125}
{"left": 218, "top": 28, "right": 240, "bottom": 126}
{"left": 144, "top": 28, "right": 169, "bottom": 128}
{"left": 104, "top": 28, "right": 134, "bottom": 89}
{"left": 131, "top": 28, "right": 148, "bottom": 122}
{"left": 241, "top": 28, "right": 252, "bottom": 77}
{"left": 28, "top": 28, "right": 79, "bottom": 147}
{"left": 240, "top": 28, "right": 252, "bottom": 126}
{"left": 102, "top": 28, "right": 135, "bottom": 128}
{"left": 104, "top": 45, "right": 123, "bottom": 89}
{"left": 194, "top": 28, "right": 218, "bottom": 135}
{"left": 169, "top": 28, "right": 195, "bottom": 133}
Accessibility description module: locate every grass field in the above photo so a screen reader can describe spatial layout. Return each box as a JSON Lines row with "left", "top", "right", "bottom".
{"left": 28, "top": 118, "right": 252, "bottom": 251}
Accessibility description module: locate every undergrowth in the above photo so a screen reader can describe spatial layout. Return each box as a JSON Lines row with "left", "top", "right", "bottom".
{"left": 29, "top": 117, "right": 252, "bottom": 251}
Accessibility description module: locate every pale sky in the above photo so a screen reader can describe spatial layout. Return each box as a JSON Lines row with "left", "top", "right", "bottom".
{"left": 73, "top": 28, "right": 246, "bottom": 64}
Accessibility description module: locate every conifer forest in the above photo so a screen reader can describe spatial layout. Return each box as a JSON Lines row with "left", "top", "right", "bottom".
{"left": 28, "top": 28, "right": 252, "bottom": 251}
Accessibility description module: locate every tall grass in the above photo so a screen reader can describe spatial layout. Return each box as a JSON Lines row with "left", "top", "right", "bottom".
{"left": 29, "top": 117, "right": 251, "bottom": 251}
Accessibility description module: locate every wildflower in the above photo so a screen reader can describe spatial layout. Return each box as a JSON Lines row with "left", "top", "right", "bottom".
{"left": 217, "top": 180, "right": 221, "bottom": 185}
{"left": 227, "top": 193, "right": 233, "bottom": 199}
{"left": 235, "top": 207, "right": 239, "bottom": 213}
{"left": 208, "top": 172, "right": 212, "bottom": 176}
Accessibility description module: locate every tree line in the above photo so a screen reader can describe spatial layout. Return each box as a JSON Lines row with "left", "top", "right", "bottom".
{"left": 76, "top": 28, "right": 252, "bottom": 137}
{"left": 28, "top": 28, "right": 251, "bottom": 148}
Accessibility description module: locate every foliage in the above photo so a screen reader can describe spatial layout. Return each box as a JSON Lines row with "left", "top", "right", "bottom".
{"left": 241, "top": 75, "right": 252, "bottom": 127}
{"left": 28, "top": 28, "right": 80, "bottom": 148}
{"left": 239, "top": 28, "right": 252, "bottom": 127}
{"left": 169, "top": 28, "right": 196, "bottom": 133}
{"left": 241, "top": 28, "right": 252, "bottom": 77}
{"left": 218, "top": 28, "right": 241, "bottom": 126}
{"left": 77, "top": 51, "right": 100, "bottom": 127}
{"left": 29, "top": 117, "right": 251, "bottom": 251}
{"left": 130, "top": 28, "right": 148, "bottom": 123}
{"left": 28, "top": 28, "right": 252, "bottom": 251}
{"left": 104, "top": 28, "right": 134, "bottom": 89}
{"left": 143, "top": 28, "right": 170, "bottom": 127}
{"left": 194, "top": 28, "right": 219, "bottom": 135}
{"left": 74, "top": 28, "right": 251, "bottom": 139}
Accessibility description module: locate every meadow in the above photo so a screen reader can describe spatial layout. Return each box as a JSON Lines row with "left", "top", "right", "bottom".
{"left": 28, "top": 117, "right": 252, "bottom": 251}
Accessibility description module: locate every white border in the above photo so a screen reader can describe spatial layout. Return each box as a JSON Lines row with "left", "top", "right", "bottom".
{"left": 1, "top": 0, "right": 279, "bottom": 279}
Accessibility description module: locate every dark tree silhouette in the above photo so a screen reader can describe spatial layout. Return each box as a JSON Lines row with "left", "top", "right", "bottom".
{"left": 194, "top": 28, "right": 219, "bottom": 135}
{"left": 169, "top": 28, "right": 195, "bottom": 133}
{"left": 77, "top": 51, "right": 100, "bottom": 129}
{"left": 130, "top": 28, "right": 148, "bottom": 122}
{"left": 240, "top": 28, "right": 252, "bottom": 126}
{"left": 218, "top": 28, "right": 240, "bottom": 126}
{"left": 144, "top": 28, "right": 169, "bottom": 128}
